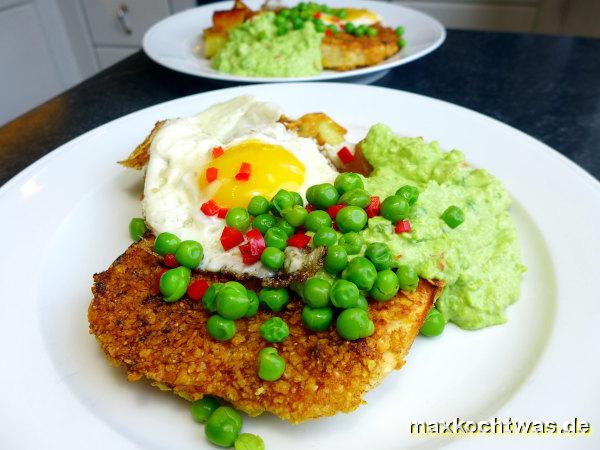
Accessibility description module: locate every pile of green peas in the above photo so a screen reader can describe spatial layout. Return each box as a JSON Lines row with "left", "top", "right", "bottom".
{"left": 273, "top": 2, "right": 339, "bottom": 36}
{"left": 191, "top": 396, "right": 264, "bottom": 449}
{"left": 343, "top": 22, "right": 378, "bottom": 38}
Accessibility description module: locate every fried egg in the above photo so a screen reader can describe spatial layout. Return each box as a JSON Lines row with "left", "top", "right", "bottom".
{"left": 142, "top": 95, "right": 338, "bottom": 277}
{"left": 320, "top": 8, "right": 381, "bottom": 27}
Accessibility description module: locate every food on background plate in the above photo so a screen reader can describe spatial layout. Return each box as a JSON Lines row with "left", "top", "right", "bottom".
{"left": 202, "top": 1, "right": 406, "bottom": 77}
{"left": 89, "top": 96, "right": 525, "bottom": 447}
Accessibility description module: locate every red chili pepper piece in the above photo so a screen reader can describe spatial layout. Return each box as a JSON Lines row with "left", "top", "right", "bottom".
{"left": 337, "top": 146, "right": 355, "bottom": 164}
{"left": 305, "top": 204, "right": 315, "bottom": 213}
{"left": 365, "top": 196, "right": 381, "bottom": 218}
{"left": 187, "top": 279, "right": 210, "bottom": 301}
{"left": 235, "top": 172, "right": 250, "bottom": 181}
{"left": 206, "top": 167, "right": 218, "bottom": 183}
{"left": 239, "top": 162, "right": 251, "bottom": 173}
{"left": 164, "top": 253, "right": 179, "bottom": 268}
{"left": 395, "top": 220, "right": 412, "bottom": 234}
{"left": 287, "top": 233, "right": 311, "bottom": 248}
{"left": 200, "top": 199, "right": 220, "bottom": 216}
{"left": 220, "top": 226, "right": 244, "bottom": 250}
{"left": 327, "top": 203, "right": 346, "bottom": 219}
{"left": 313, "top": 12, "right": 321, "bottom": 19}
{"left": 246, "top": 228, "right": 266, "bottom": 256}
{"left": 217, "top": 208, "right": 229, "bottom": 219}
{"left": 239, "top": 242, "right": 261, "bottom": 264}
{"left": 212, "top": 146, "right": 224, "bottom": 158}
{"left": 325, "top": 29, "right": 333, "bottom": 37}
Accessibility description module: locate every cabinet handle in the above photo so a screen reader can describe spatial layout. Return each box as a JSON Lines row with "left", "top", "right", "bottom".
{"left": 116, "top": 4, "right": 132, "bottom": 35}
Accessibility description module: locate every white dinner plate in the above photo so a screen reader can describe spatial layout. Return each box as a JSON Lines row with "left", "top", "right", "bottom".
{"left": 143, "top": 0, "right": 445, "bottom": 83}
{"left": 1, "top": 83, "right": 599, "bottom": 450}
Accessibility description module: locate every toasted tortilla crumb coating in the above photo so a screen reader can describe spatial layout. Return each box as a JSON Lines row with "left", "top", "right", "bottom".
{"left": 89, "top": 237, "right": 441, "bottom": 423}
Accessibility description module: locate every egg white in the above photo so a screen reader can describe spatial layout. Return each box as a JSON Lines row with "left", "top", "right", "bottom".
{"left": 142, "top": 95, "right": 338, "bottom": 278}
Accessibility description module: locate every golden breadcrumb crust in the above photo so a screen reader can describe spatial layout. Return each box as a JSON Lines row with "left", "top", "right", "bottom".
{"left": 89, "top": 237, "right": 441, "bottom": 423}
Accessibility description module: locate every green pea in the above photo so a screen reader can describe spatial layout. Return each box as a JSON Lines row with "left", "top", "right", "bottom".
{"left": 380, "top": 195, "right": 410, "bottom": 222}
{"left": 291, "top": 191, "right": 304, "bottom": 206}
{"left": 205, "top": 406, "right": 243, "bottom": 447}
{"left": 305, "top": 210, "right": 332, "bottom": 231}
{"left": 260, "top": 317, "right": 290, "bottom": 343}
{"left": 326, "top": 24, "right": 338, "bottom": 35}
{"left": 337, "top": 8, "right": 347, "bottom": 18}
{"left": 397, "top": 264, "right": 419, "bottom": 292}
{"left": 175, "top": 240, "right": 203, "bottom": 268}
{"left": 276, "top": 24, "right": 288, "bottom": 36}
{"left": 274, "top": 14, "right": 287, "bottom": 27}
{"left": 420, "top": 308, "right": 445, "bottom": 336}
{"left": 441, "top": 206, "right": 464, "bottom": 229}
{"left": 207, "top": 315, "right": 236, "bottom": 341}
{"left": 259, "top": 288, "right": 289, "bottom": 312}
{"left": 264, "top": 227, "right": 288, "bottom": 250}
{"left": 366, "top": 27, "right": 377, "bottom": 37}
{"left": 216, "top": 286, "right": 249, "bottom": 320}
{"left": 235, "top": 433, "right": 265, "bottom": 450}
{"left": 395, "top": 25, "right": 405, "bottom": 36}
{"left": 244, "top": 290, "right": 259, "bottom": 318}
{"left": 336, "top": 206, "right": 368, "bottom": 233}
{"left": 338, "top": 232, "right": 363, "bottom": 255}
{"left": 276, "top": 218, "right": 295, "bottom": 237}
{"left": 324, "top": 244, "right": 348, "bottom": 273}
{"left": 154, "top": 232, "right": 181, "bottom": 256}
{"left": 344, "top": 22, "right": 356, "bottom": 34}
{"left": 226, "top": 208, "right": 251, "bottom": 232}
{"left": 271, "top": 189, "right": 295, "bottom": 216}
{"left": 336, "top": 308, "right": 374, "bottom": 340}
{"left": 396, "top": 185, "right": 419, "bottom": 206}
{"left": 370, "top": 269, "right": 400, "bottom": 301}
{"left": 279, "top": 8, "right": 290, "bottom": 18}
{"left": 281, "top": 205, "right": 308, "bottom": 227}
{"left": 329, "top": 279, "right": 360, "bottom": 309}
{"left": 306, "top": 183, "right": 339, "bottom": 209}
{"left": 191, "top": 396, "right": 220, "bottom": 423}
{"left": 339, "top": 188, "right": 370, "bottom": 208}
{"left": 364, "top": 242, "right": 394, "bottom": 271}
{"left": 314, "top": 20, "right": 325, "bottom": 32}
{"left": 159, "top": 266, "right": 190, "bottom": 302}
{"left": 334, "top": 173, "right": 363, "bottom": 195}
{"left": 223, "top": 281, "right": 247, "bottom": 294}
{"left": 253, "top": 214, "right": 277, "bottom": 235}
{"left": 355, "top": 25, "right": 367, "bottom": 37}
{"left": 341, "top": 256, "right": 377, "bottom": 291}
{"left": 397, "top": 37, "right": 406, "bottom": 48}
{"left": 302, "top": 277, "right": 331, "bottom": 308}
{"left": 261, "top": 247, "right": 285, "bottom": 271}
{"left": 313, "top": 226, "right": 337, "bottom": 247}
{"left": 248, "top": 195, "right": 270, "bottom": 216}
{"left": 352, "top": 293, "right": 369, "bottom": 311}
{"left": 129, "top": 218, "right": 147, "bottom": 241}
{"left": 301, "top": 305, "right": 333, "bottom": 332}
{"left": 292, "top": 18, "right": 304, "bottom": 29}
{"left": 202, "top": 283, "right": 222, "bottom": 312}
{"left": 258, "top": 347, "right": 286, "bottom": 381}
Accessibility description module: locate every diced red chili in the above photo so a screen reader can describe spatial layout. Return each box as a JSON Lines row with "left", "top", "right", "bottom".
{"left": 239, "top": 242, "right": 261, "bottom": 264}
{"left": 200, "top": 199, "right": 220, "bottom": 216}
{"left": 187, "top": 279, "right": 210, "bottom": 301}
{"left": 337, "top": 146, "right": 355, "bottom": 164}
{"left": 238, "top": 162, "right": 251, "bottom": 173}
{"left": 235, "top": 172, "right": 250, "bottom": 181}
{"left": 306, "top": 204, "right": 315, "bottom": 213}
{"left": 395, "top": 220, "right": 412, "bottom": 234}
{"left": 220, "top": 226, "right": 244, "bottom": 250}
{"left": 235, "top": 162, "right": 251, "bottom": 181}
{"left": 365, "top": 196, "right": 380, "bottom": 218}
{"left": 287, "top": 233, "right": 311, "bottom": 248}
{"left": 217, "top": 208, "right": 228, "bottom": 219}
{"left": 212, "top": 146, "right": 224, "bottom": 158}
{"left": 163, "top": 253, "right": 179, "bottom": 268}
{"left": 295, "top": 225, "right": 307, "bottom": 234}
{"left": 325, "top": 29, "right": 333, "bottom": 37}
{"left": 206, "top": 167, "right": 218, "bottom": 183}
{"left": 327, "top": 203, "right": 346, "bottom": 219}
{"left": 313, "top": 12, "right": 321, "bottom": 19}
{"left": 246, "top": 228, "right": 266, "bottom": 256}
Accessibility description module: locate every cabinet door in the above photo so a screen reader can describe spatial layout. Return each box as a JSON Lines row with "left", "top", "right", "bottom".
{"left": 81, "top": 0, "right": 171, "bottom": 46}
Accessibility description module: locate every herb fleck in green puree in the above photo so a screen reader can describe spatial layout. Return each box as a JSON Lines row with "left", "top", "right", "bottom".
{"left": 212, "top": 12, "right": 323, "bottom": 77}
{"left": 360, "top": 124, "right": 526, "bottom": 329}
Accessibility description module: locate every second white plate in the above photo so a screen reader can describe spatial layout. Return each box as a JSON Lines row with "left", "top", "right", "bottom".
{"left": 143, "top": 0, "right": 446, "bottom": 83}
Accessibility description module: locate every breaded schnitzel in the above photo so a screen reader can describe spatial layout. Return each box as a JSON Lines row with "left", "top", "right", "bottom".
{"left": 89, "top": 236, "right": 441, "bottom": 423}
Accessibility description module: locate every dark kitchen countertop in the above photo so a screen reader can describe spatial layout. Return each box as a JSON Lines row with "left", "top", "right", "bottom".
{"left": 1, "top": 29, "right": 600, "bottom": 187}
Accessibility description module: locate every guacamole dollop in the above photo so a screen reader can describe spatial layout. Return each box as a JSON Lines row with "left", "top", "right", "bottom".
{"left": 359, "top": 124, "right": 526, "bottom": 329}
{"left": 212, "top": 12, "right": 323, "bottom": 77}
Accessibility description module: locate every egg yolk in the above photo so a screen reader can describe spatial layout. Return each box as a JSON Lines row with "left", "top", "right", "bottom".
{"left": 199, "top": 140, "right": 305, "bottom": 208}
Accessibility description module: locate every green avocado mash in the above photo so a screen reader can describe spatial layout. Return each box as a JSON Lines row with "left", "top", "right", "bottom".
{"left": 359, "top": 124, "right": 526, "bottom": 329}
{"left": 212, "top": 12, "right": 323, "bottom": 77}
